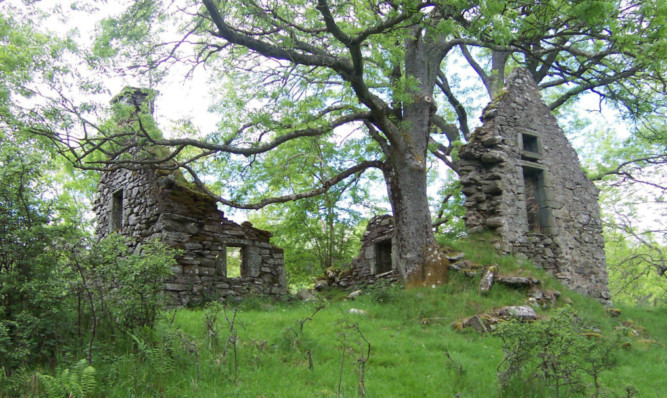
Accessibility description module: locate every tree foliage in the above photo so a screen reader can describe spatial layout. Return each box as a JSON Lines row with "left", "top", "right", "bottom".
{"left": 3, "top": 0, "right": 665, "bottom": 284}
{"left": 0, "top": 129, "right": 176, "bottom": 376}
{"left": 577, "top": 126, "right": 666, "bottom": 306}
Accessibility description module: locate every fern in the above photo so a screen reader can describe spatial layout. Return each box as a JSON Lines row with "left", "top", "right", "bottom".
{"left": 2, "top": 360, "right": 96, "bottom": 398}
{"left": 61, "top": 360, "right": 96, "bottom": 398}
{"left": 0, "top": 367, "right": 34, "bottom": 396}
{"left": 129, "top": 329, "right": 176, "bottom": 375}
{"left": 43, "top": 360, "right": 96, "bottom": 398}
{"left": 36, "top": 373, "right": 64, "bottom": 398}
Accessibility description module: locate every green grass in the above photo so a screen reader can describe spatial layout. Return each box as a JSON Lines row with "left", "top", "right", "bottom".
{"left": 20, "top": 237, "right": 667, "bottom": 397}
{"left": 93, "top": 272, "right": 667, "bottom": 396}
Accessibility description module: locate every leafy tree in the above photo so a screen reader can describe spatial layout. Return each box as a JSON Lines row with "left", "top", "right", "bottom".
{"left": 8, "top": 0, "right": 665, "bottom": 285}
{"left": 606, "top": 231, "right": 666, "bottom": 307}
{"left": 0, "top": 132, "right": 81, "bottom": 372}
{"left": 579, "top": 128, "right": 666, "bottom": 306}
{"left": 245, "top": 136, "right": 378, "bottom": 285}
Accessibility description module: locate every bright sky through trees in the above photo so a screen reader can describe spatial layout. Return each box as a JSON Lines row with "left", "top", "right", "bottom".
{"left": 3, "top": 0, "right": 663, "bottom": 286}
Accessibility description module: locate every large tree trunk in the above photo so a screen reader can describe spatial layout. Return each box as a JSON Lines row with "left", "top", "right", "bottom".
{"left": 383, "top": 104, "right": 449, "bottom": 286}
{"left": 384, "top": 151, "right": 449, "bottom": 286}
{"left": 378, "top": 28, "right": 449, "bottom": 286}
{"left": 383, "top": 159, "right": 426, "bottom": 277}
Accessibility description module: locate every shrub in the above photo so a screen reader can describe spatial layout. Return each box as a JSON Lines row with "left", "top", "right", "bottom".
{"left": 0, "top": 234, "right": 176, "bottom": 378}
{"left": 76, "top": 235, "right": 176, "bottom": 331}
{"left": 495, "top": 308, "right": 618, "bottom": 397}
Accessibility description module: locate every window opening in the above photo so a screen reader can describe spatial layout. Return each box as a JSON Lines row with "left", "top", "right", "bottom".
{"left": 522, "top": 167, "right": 550, "bottom": 234}
{"left": 375, "top": 240, "right": 392, "bottom": 274}
{"left": 520, "top": 132, "right": 542, "bottom": 160}
{"left": 111, "top": 189, "right": 123, "bottom": 231}
{"left": 226, "top": 246, "right": 245, "bottom": 278}
{"left": 522, "top": 134, "right": 539, "bottom": 153}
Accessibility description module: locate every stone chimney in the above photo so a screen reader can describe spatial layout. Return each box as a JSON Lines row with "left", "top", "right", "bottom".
{"left": 110, "top": 86, "right": 158, "bottom": 116}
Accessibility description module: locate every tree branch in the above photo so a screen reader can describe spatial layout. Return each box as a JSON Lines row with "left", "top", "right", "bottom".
{"left": 202, "top": 0, "right": 352, "bottom": 72}
{"left": 459, "top": 44, "right": 491, "bottom": 96}
{"left": 436, "top": 71, "right": 470, "bottom": 140}
{"left": 182, "top": 160, "right": 384, "bottom": 209}
{"left": 547, "top": 67, "right": 639, "bottom": 110}
{"left": 428, "top": 137, "right": 459, "bottom": 174}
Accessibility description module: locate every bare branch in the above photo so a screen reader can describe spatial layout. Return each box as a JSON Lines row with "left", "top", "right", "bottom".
{"left": 590, "top": 154, "right": 666, "bottom": 191}
{"left": 32, "top": 109, "right": 372, "bottom": 171}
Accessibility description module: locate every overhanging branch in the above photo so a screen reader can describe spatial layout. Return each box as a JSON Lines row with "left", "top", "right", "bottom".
{"left": 182, "top": 160, "right": 384, "bottom": 209}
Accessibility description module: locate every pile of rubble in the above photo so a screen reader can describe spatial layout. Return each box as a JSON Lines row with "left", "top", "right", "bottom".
{"left": 314, "top": 266, "right": 398, "bottom": 291}
{"left": 442, "top": 249, "right": 566, "bottom": 332}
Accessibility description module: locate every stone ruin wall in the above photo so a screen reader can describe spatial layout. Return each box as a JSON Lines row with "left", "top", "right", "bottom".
{"left": 317, "top": 215, "right": 398, "bottom": 289}
{"left": 94, "top": 89, "right": 287, "bottom": 305}
{"left": 457, "top": 68, "right": 609, "bottom": 302}
{"left": 343, "top": 215, "right": 398, "bottom": 285}
{"left": 94, "top": 167, "right": 287, "bottom": 305}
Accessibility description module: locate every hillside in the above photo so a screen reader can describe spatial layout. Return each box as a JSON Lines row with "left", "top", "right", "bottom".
{"left": 5, "top": 238, "right": 666, "bottom": 397}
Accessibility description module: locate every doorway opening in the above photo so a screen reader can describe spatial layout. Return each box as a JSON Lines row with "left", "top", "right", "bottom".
{"left": 375, "top": 240, "right": 393, "bottom": 274}
{"left": 522, "top": 166, "right": 551, "bottom": 234}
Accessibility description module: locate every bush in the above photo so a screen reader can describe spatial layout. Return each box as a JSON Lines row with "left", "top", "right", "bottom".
{"left": 73, "top": 235, "right": 176, "bottom": 332}
{"left": 0, "top": 234, "right": 176, "bottom": 380}
{"left": 495, "top": 308, "right": 618, "bottom": 397}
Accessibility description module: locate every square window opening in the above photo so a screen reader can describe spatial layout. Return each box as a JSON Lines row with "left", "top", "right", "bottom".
{"left": 522, "top": 133, "right": 540, "bottom": 154}
{"left": 226, "top": 246, "right": 246, "bottom": 278}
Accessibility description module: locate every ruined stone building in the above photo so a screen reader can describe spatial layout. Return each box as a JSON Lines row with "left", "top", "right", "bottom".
{"left": 457, "top": 68, "right": 610, "bottom": 302}
{"left": 94, "top": 88, "right": 287, "bottom": 305}
{"left": 347, "top": 215, "right": 397, "bottom": 281}
{"left": 316, "top": 215, "right": 399, "bottom": 289}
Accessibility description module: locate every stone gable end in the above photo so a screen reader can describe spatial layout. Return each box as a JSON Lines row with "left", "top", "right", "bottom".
{"left": 457, "top": 68, "right": 610, "bottom": 302}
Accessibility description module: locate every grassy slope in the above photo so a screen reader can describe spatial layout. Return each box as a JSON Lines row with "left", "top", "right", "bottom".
{"left": 98, "top": 240, "right": 667, "bottom": 397}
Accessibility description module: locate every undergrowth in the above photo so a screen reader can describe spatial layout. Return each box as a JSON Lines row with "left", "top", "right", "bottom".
{"left": 3, "top": 238, "right": 666, "bottom": 397}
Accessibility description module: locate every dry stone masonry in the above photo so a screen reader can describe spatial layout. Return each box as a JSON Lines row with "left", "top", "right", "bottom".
{"left": 94, "top": 88, "right": 287, "bottom": 306}
{"left": 348, "top": 215, "right": 397, "bottom": 281}
{"left": 317, "top": 215, "right": 399, "bottom": 289}
{"left": 457, "top": 68, "right": 610, "bottom": 303}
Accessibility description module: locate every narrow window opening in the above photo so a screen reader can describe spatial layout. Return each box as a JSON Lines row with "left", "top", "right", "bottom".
{"left": 375, "top": 240, "right": 393, "bottom": 274}
{"left": 226, "top": 246, "right": 246, "bottom": 278}
{"left": 523, "top": 167, "right": 550, "bottom": 234}
{"left": 111, "top": 189, "right": 123, "bottom": 231}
